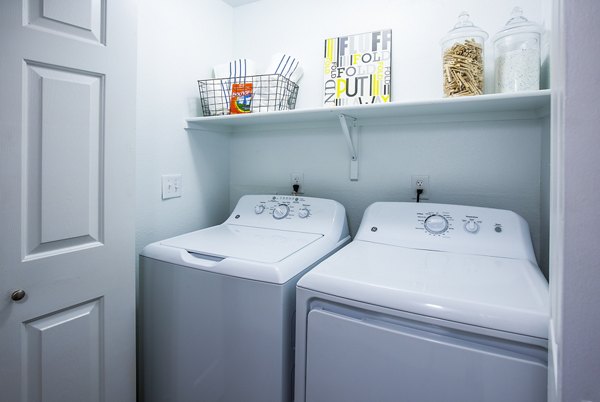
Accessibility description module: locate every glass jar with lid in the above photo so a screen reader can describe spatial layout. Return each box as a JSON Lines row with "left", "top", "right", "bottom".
{"left": 441, "top": 11, "right": 488, "bottom": 97}
{"left": 493, "top": 7, "right": 542, "bottom": 93}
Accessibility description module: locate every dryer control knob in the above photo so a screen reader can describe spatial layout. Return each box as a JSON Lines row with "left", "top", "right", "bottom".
{"left": 298, "top": 208, "right": 310, "bottom": 218}
{"left": 273, "top": 204, "right": 290, "bottom": 220}
{"left": 464, "top": 220, "right": 480, "bottom": 233}
{"left": 254, "top": 204, "right": 265, "bottom": 214}
{"left": 424, "top": 214, "right": 449, "bottom": 234}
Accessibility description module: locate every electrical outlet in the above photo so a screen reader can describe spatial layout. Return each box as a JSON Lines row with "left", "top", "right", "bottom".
{"left": 162, "top": 174, "right": 182, "bottom": 199}
{"left": 411, "top": 175, "right": 430, "bottom": 200}
{"left": 290, "top": 172, "right": 304, "bottom": 190}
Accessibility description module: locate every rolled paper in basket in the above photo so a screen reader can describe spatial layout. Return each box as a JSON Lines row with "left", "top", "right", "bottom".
{"left": 253, "top": 54, "right": 302, "bottom": 113}
{"left": 213, "top": 58, "right": 256, "bottom": 81}
{"left": 266, "top": 53, "right": 304, "bottom": 83}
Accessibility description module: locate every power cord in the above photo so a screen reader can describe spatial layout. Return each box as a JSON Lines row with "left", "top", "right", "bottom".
{"left": 292, "top": 184, "right": 300, "bottom": 196}
{"left": 416, "top": 188, "right": 423, "bottom": 203}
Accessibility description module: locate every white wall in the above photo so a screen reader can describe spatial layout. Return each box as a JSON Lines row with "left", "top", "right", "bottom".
{"left": 136, "top": 0, "right": 234, "bottom": 258}
{"left": 232, "top": 0, "right": 544, "bottom": 107}
{"left": 229, "top": 0, "right": 549, "bottom": 273}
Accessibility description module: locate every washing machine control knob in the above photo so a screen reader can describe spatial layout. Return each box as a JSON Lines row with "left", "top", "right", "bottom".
{"left": 464, "top": 220, "right": 480, "bottom": 233}
{"left": 273, "top": 204, "right": 290, "bottom": 220}
{"left": 424, "top": 214, "right": 449, "bottom": 234}
{"left": 254, "top": 204, "right": 265, "bottom": 214}
{"left": 298, "top": 208, "right": 310, "bottom": 218}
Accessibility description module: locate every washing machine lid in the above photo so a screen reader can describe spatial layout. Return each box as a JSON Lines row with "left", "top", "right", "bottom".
{"left": 297, "top": 241, "right": 549, "bottom": 339}
{"left": 161, "top": 224, "right": 323, "bottom": 264}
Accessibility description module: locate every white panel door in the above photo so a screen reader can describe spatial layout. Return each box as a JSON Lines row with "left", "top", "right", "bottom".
{"left": 0, "top": 1, "right": 137, "bottom": 401}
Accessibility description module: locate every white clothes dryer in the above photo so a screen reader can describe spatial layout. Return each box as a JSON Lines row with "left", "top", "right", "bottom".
{"left": 294, "top": 202, "right": 549, "bottom": 402}
{"left": 139, "top": 195, "right": 349, "bottom": 402}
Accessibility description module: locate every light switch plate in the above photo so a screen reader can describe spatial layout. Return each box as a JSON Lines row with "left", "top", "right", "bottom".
{"left": 162, "top": 174, "right": 182, "bottom": 199}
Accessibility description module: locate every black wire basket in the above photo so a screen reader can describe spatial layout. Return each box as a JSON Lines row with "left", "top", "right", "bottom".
{"left": 198, "top": 74, "right": 299, "bottom": 116}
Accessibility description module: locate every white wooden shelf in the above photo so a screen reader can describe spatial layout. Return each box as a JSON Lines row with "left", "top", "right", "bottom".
{"left": 185, "top": 89, "right": 550, "bottom": 181}
{"left": 185, "top": 90, "right": 550, "bottom": 132}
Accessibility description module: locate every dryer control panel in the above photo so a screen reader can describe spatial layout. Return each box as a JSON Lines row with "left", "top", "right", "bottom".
{"left": 356, "top": 202, "right": 536, "bottom": 264}
{"left": 416, "top": 210, "right": 485, "bottom": 237}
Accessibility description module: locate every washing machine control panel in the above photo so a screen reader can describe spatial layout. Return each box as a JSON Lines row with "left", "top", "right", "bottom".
{"left": 227, "top": 195, "right": 348, "bottom": 235}
{"left": 256, "top": 196, "right": 312, "bottom": 221}
{"left": 254, "top": 201, "right": 311, "bottom": 220}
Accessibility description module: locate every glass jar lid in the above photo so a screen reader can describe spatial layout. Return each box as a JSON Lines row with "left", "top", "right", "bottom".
{"left": 441, "top": 11, "right": 489, "bottom": 44}
{"left": 493, "top": 7, "right": 541, "bottom": 42}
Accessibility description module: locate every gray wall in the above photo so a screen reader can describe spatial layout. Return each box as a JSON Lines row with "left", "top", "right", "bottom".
{"left": 232, "top": 0, "right": 546, "bottom": 106}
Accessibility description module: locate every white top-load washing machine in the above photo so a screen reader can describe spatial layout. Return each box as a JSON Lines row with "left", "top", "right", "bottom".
{"left": 139, "top": 195, "right": 349, "bottom": 402}
{"left": 294, "top": 202, "right": 549, "bottom": 402}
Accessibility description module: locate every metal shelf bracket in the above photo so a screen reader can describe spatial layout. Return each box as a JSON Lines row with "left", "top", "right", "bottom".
{"left": 338, "top": 114, "right": 359, "bottom": 181}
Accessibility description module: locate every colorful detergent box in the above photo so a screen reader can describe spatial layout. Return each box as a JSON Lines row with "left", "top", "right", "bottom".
{"left": 230, "top": 83, "right": 253, "bottom": 114}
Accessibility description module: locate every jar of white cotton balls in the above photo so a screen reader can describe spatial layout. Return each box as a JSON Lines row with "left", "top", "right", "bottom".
{"left": 493, "top": 7, "right": 542, "bottom": 93}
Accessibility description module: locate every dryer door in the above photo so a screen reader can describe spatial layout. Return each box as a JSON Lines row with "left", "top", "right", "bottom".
{"left": 304, "top": 309, "right": 547, "bottom": 402}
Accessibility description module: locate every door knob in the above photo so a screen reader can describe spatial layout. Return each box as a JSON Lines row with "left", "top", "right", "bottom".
{"left": 10, "top": 289, "right": 26, "bottom": 302}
